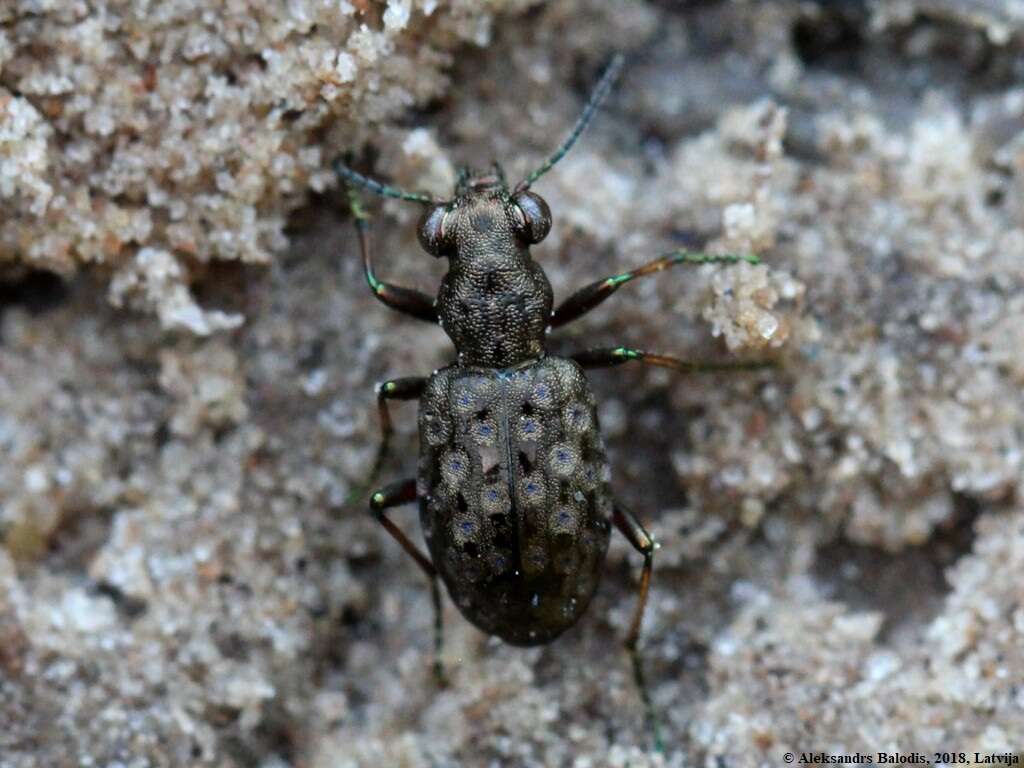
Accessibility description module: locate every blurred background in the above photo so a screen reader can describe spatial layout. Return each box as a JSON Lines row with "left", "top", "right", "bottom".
{"left": 1, "top": 1, "right": 1023, "bottom": 765}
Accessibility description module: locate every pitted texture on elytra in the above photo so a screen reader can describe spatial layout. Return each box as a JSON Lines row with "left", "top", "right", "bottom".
{"left": 418, "top": 356, "right": 612, "bottom": 645}
{"left": 436, "top": 193, "right": 554, "bottom": 369}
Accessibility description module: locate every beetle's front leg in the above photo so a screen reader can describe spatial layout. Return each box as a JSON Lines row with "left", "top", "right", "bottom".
{"left": 551, "top": 249, "right": 760, "bottom": 329}
{"left": 347, "top": 187, "right": 439, "bottom": 323}
{"left": 612, "top": 502, "right": 663, "bottom": 753}
{"left": 369, "top": 477, "right": 446, "bottom": 685}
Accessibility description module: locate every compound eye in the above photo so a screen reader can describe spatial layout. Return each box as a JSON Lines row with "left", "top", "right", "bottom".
{"left": 417, "top": 204, "right": 452, "bottom": 257}
{"left": 510, "top": 191, "right": 552, "bottom": 245}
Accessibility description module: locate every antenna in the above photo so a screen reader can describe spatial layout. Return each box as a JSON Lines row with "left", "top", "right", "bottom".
{"left": 333, "top": 158, "right": 437, "bottom": 205}
{"left": 516, "top": 54, "right": 625, "bottom": 192}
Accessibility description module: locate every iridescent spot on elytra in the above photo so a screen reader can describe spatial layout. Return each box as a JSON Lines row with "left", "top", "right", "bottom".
{"left": 517, "top": 413, "right": 542, "bottom": 441}
{"left": 579, "top": 462, "right": 600, "bottom": 490}
{"left": 520, "top": 474, "right": 546, "bottom": 507}
{"left": 451, "top": 377, "right": 495, "bottom": 414}
{"left": 548, "top": 443, "right": 581, "bottom": 478}
{"left": 564, "top": 402, "right": 591, "bottom": 433}
{"left": 549, "top": 505, "right": 580, "bottom": 535}
{"left": 481, "top": 484, "right": 510, "bottom": 514}
{"left": 451, "top": 514, "right": 480, "bottom": 545}
{"left": 441, "top": 449, "right": 470, "bottom": 487}
{"left": 473, "top": 414, "right": 498, "bottom": 446}
{"left": 529, "top": 379, "right": 556, "bottom": 409}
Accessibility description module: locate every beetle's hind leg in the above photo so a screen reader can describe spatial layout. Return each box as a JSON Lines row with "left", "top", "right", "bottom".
{"left": 612, "top": 502, "right": 663, "bottom": 753}
{"left": 370, "top": 478, "right": 447, "bottom": 685}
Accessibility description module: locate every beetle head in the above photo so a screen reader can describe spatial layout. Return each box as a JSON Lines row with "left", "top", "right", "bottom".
{"left": 335, "top": 55, "right": 623, "bottom": 259}
{"left": 416, "top": 163, "right": 552, "bottom": 259}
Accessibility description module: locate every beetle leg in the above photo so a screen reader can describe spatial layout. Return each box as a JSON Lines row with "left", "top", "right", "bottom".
{"left": 551, "top": 249, "right": 760, "bottom": 329}
{"left": 347, "top": 376, "right": 428, "bottom": 507}
{"left": 572, "top": 346, "right": 773, "bottom": 374}
{"left": 613, "top": 502, "right": 663, "bottom": 753}
{"left": 370, "top": 477, "right": 446, "bottom": 685}
{"left": 368, "top": 377, "right": 428, "bottom": 489}
{"left": 348, "top": 188, "right": 439, "bottom": 323}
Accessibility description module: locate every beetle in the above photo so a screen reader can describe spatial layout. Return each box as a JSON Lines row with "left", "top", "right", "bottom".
{"left": 335, "top": 55, "right": 763, "bottom": 748}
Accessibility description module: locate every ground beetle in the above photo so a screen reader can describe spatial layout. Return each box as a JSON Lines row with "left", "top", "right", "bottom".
{"left": 335, "top": 56, "right": 763, "bottom": 749}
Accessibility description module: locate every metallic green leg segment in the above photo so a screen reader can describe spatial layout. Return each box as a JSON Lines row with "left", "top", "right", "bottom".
{"left": 346, "top": 376, "right": 427, "bottom": 507}
{"left": 613, "top": 503, "right": 663, "bottom": 753}
{"left": 572, "top": 346, "right": 773, "bottom": 374}
{"left": 346, "top": 186, "right": 438, "bottom": 323}
{"left": 370, "top": 477, "right": 447, "bottom": 685}
{"left": 551, "top": 249, "right": 761, "bottom": 329}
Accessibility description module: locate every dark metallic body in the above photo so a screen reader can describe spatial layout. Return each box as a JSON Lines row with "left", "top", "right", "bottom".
{"left": 418, "top": 358, "right": 611, "bottom": 645}
{"left": 433, "top": 180, "right": 553, "bottom": 368}
{"left": 421, "top": 181, "right": 611, "bottom": 644}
